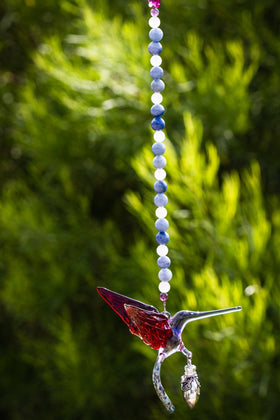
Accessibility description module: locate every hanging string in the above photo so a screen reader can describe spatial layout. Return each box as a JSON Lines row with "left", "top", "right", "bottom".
{"left": 148, "top": 1, "right": 172, "bottom": 311}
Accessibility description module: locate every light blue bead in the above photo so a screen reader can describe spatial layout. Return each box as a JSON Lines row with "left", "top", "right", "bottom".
{"left": 151, "top": 104, "right": 165, "bottom": 117}
{"left": 157, "top": 256, "right": 171, "bottom": 268}
{"left": 156, "top": 231, "right": 170, "bottom": 245}
{"left": 149, "top": 28, "right": 163, "bottom": 42}
{"left": 155, "top": 218, "right": 169, "bottom": 231}
{"left": 151, "top": 79, "right": 165, "bottom": 92}
{"left": 151, "top": 117, "right": 165, "bottom": 130}
{"left": 154, "top": 180, "right": 167, "bottom": 193}
{"left": 153, "top": 155, "right": 166, "bottom": 169}
{"left": 148, "top": 42, "right": 162, "bottom": 55}
{"left": 152, "top": 142, "right": 165, "bottom": 155}
{"left": 158, "top": 268, "right": 173, "bottom": 282}
{"left": 154, "top": 193, "right": 168, "bottom": 206}
{"left": 150, "top": 66, "right": 163, "bottom": 79}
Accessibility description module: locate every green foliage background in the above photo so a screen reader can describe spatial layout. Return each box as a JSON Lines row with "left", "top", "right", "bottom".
{"left": 0, "top": 0, "right": 280, "bottom": 419}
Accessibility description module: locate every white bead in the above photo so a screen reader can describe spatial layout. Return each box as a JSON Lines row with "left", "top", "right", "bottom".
{"left": 156, "top": 207, "right": 167, "bottom": 218}
{"left": 151, "top": 92, "right": 163, "bottom": 104}
{"left": 154, "top": 131, "right": 165, "bottom": 142}
{"left": 154, "top": 169, "right": 166, "bottom": 180}
{"left": 157, "top": 244, "right": 168, "bottom": 256}
{"left": 150, "top": 55, "right": 162, "bottom": 66}
{"left": 159, "top": 281, "right": 171, "bottom": 293}
{"left": 149, "top": 17, "right": 161, "bottom": 28}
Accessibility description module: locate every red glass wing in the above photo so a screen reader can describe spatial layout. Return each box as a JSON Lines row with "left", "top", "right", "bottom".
{"left": 97, "top": 287, "right": 160, "bottom": 337}
{"left": 125, "top": 304, "right": 172, "bottom": 349}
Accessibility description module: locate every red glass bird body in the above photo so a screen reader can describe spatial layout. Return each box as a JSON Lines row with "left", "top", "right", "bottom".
{"left": 97, "top": 287, "right": 241, "bottom": 413}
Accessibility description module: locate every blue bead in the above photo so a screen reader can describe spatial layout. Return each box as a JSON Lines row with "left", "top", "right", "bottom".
{"left": 151, "top": 104, "right": 165, "bottom": 117}
{"left": 152, "top": 142, "right": 165, "bottom": 155}
{"left": 154, "top": 180, "right": 167, "bottom": 193}
{"left": 157, "top": 256, "right": 171, "bottom": 268}
{"left": 151, "top": 79, "right": 165, "bottom": 92}
{"left": 149, "top": 28, "right": 163, "bottom": 42}
{"left": 154, "top": 193, "right": 168, "bottom": 206}
{"left": 156, "top": 231, "right": 170, "bottom": 245}
{"left": 155, "top": 218, "right": 169, "bottom": 231}
{"left": 158, "top": 268, "right": 172, "bottom": 281}
{"left": 148, "top": 42, "right": 162, "bottom": 55}
{"left": 153, "top": 155, "right": 166, "bottom": 169}
{"left": 151, "top": 117, "right": 165, "bottom": 130}
{"left": 150, "top": 66, "right": 163, "bottom": 79}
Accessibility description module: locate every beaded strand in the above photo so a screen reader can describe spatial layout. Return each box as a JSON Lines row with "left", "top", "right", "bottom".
{"left": 148, "top": 1, "right": 172, "bottom": 309}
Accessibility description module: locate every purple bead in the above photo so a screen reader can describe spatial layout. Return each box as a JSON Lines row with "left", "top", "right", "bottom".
{"left": 152, "top": 142, "right": 165, "bottom": 155}
{"left": 157, "top": 255, "right": 171, "bottom": 268}
{"left": 149, "top": 28, "right": 163, "bottom": 42}
{"left": 150, "top": 66, "right": 163, "bottom": 79}
{"left": 151, "top": 79, "right": 165, "bottom": 92}
{"left": 154, "top": 193, "right": 168, "bottom": 206}
{"left": 148, "top": 42, "right": 162, "bottom": 55}
{"left": 156, "top": 231, "right": 170, "bottom": 245}
{"left": 153, "top": 155, "right": 166, "bottom": 169}
{"left": 154, "top": 180, "right": 167, "bottom": 193}
{"left": 151, "top": 117, "right": 165, "bottom": 130}
{"left": 151, "top": 8, "right": 159, "bottom": 17}
{"left": 155, "top": 218, "right": 169, "bottom": 231}
{"left": 160, "top": 292, "right": 168, "bottom": 302}
{"left": 151, "top": 104, "right": 165, "bottom": 117}
{"left": 159, "top": 268, "right": 172, "bottom": 281}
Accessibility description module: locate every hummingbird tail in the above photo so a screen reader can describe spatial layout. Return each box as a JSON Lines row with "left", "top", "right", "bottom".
{"left": 152, "top": 353, "right": 175, "bottom": 413}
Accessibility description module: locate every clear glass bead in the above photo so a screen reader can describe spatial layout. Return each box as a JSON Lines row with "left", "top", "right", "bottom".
{"left": 154, "top": 131, "right": 165, "bottom": 142}
{"left": 150, "top": 55, "right": 162, "bottom": 66}
{"left": 155, "top": 169, "right": 166, "bottom": 180}
{"left": 151, "top": 92, "right": 163, "bottom": 104}
{"left": 157, "top": 244, "right": 168, "bottom": 256}
{"left": 149, "top": 16, "right": 160, "bottom": 28}
{"left": 159, "top": 281, "right": 171, "bottom": 293}
{"left": 155, "top": 206, "right": 167, "bottom": 218}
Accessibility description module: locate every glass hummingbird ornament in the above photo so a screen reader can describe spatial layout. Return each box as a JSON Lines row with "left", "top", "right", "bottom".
{"left": 97, "top": 287, "right": 241, "bottom": 413}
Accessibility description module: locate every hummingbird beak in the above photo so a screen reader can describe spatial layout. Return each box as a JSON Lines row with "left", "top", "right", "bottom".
{"left": 169, "top": 306, "right": 242, "bottom": 333}
{"left": 184, "top": 306, "right": 242, "bottom": 324}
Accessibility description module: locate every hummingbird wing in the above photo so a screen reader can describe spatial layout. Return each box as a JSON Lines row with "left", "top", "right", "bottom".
{"left": 97, "top": 287, "right": 161, "bottom": 337}
{"left": 124, "top": 304, "right": 173, "bottom": 350}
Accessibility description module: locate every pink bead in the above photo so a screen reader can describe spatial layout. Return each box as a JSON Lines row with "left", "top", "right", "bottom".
{"left": 149, "top": 1, "right": 161, "bottom": 9}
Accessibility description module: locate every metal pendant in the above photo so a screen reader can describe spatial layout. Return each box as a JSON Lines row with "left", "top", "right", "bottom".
{"left": 181, "top": 360, "right": 201, "bottom": 409}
